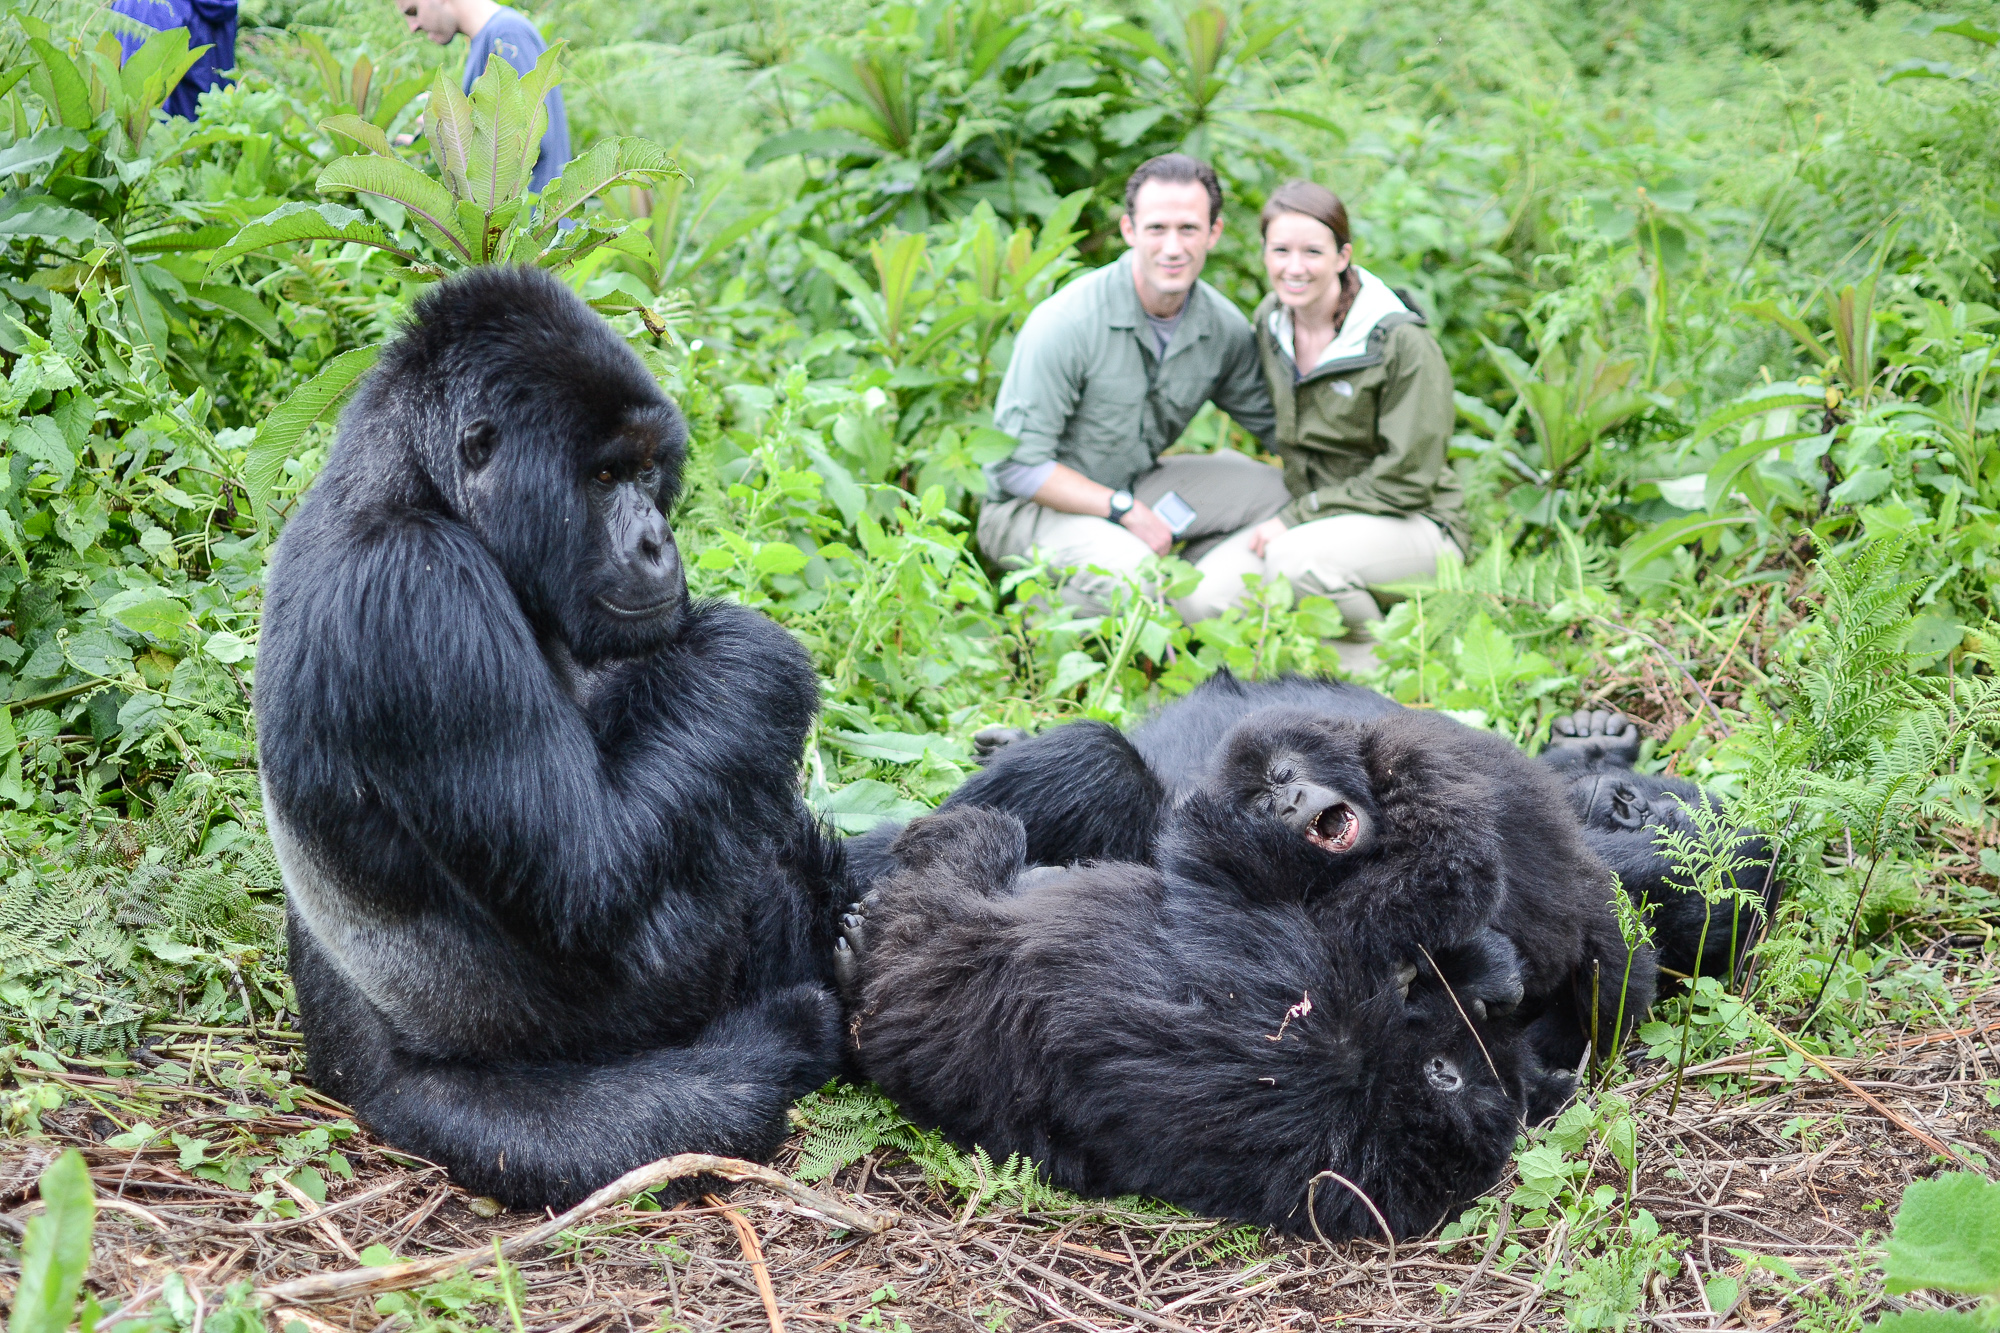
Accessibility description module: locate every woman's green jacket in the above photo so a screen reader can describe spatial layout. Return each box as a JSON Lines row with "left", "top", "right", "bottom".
{"left": 1252, "top": 290, "right": 1467, "bottom": 551}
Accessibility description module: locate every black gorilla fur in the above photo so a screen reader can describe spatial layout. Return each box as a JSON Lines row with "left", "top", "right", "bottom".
{"left": 1541, "top": 727, "right": 1770, "bottom": 980}
{"left": 846, "top": 708, "right": 1595, "bottom": 1239}
{"left": 256, "top": 267, "right": 843, "bottom": 1210}
{"left": 853, "top": 671, "right": 1768, "bottom": 1010}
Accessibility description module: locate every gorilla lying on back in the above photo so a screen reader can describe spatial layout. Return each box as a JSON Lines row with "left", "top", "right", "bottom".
{"left": 852, "top": 672, "right": 1767, "bottom": 1054}
{"left": 843, "top": 705, "right": 1596, "bottom": 1239}
{"left": 257, "top": 267, "right": 843, "bottom": 1210}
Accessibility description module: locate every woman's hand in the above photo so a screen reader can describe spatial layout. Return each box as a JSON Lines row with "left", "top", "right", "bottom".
{"left": 1247, "top": 516, "right": 1289, "bottom": 558}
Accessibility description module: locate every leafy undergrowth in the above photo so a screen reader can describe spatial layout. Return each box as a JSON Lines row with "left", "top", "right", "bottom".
{"left": 0, "top": 977, "right": 1996, "bottom": 1330}
{"left": 7, "top": 0, "right": 2000, "bottom": 1328}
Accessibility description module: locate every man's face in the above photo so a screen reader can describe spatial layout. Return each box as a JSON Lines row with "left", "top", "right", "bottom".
{"left": 400, "top": 0, "right": 461, "bottom": 44}
{"left": 1118, "top": 179, "right": 1223, "bottom": 304}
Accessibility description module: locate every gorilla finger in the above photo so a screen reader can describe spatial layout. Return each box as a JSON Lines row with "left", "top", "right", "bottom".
{"left": 833, "top": 937, "right": 861, "bottom": 999}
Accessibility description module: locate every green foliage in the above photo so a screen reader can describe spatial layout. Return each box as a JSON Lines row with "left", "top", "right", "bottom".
{"left": 7, "top": 1149, "right": 96, "bottom": 1333}
{"left": 2, "top": 12, "right": 1999, "bottom": 1331}
{"left": 1872, "top": 1171, "right": 2000, "bottom": 1331}
{"left": 793, "top": 1081, "right": 1069, "bottom": 1214}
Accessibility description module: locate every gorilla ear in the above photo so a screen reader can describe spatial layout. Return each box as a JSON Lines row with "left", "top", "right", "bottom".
{"left": 459, "top": 418, "right": 498, "bottom": 471}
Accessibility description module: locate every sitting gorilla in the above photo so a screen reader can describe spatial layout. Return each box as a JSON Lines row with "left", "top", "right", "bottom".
{"left": 256, "top": 267, "right": 844, "bottom": 1210}
{"left": 842, "top": 708, "right": 1591, "bottom": 1239}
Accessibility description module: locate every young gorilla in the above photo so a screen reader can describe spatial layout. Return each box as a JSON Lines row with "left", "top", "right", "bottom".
{"left": 1541, "top": 710, "right": 1771, "bottom": 980}
{"left": 856, "top": 673, "right": 1770, "bottom": 1023}
{"left": 848, "top": 673, "right": 1670, "bottom": 1073}
{"left": 844, "top": 709, "right": 1585, "bottom": 1240}
{"left": 257, "top": 267, "right": 844, "bottom": 1211}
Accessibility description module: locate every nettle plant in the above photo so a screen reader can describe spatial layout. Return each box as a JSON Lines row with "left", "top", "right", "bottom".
{"left": 206, "top": 45, "right": 684, "bottom": 527}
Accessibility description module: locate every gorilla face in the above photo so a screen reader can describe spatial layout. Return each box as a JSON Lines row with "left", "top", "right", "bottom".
{"left": 571, "top": 407, "right": 689, "bottom": 656}
{"left": 431, "top": 281, "right": 691, "bottom": 665}
{"left": 1210, "top": 711, "right": 1378, "bottom": 860}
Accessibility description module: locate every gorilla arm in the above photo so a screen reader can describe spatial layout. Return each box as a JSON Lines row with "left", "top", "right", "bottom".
{"left": 263, "top": 514, "right": 816, "bottom": 946}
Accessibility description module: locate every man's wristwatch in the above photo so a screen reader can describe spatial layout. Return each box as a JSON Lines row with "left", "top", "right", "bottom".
{"left": 1106, "top": 490, "right": 1135, "bottom": 524}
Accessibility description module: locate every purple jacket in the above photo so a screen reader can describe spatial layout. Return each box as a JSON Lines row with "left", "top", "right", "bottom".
{"left": 112, "top": 0, "right": 238, "bottom": 120}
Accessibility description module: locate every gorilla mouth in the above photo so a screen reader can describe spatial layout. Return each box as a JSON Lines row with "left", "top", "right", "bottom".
{"left": 1304, "top": 803, "right": 1360, "bottom": 853}
{"left": 597, "top": 596, "right": 678, "bottom": 620}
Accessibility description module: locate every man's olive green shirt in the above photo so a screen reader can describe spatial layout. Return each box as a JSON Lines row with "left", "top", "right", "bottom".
{"left": 986, "top": 253, "right": 1277, "bottom": 502}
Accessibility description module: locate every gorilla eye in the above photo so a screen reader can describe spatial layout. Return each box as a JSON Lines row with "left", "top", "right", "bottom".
{"left": 595, "top": 469, "right": 615, "bottom": 485}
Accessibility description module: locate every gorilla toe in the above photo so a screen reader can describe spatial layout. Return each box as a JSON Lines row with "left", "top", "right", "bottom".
{"left": 1546, "top": 708, "right": 1643, "bottom": 768}
{"left": 973, "top": 725, "right": 1034, "bottom": 764}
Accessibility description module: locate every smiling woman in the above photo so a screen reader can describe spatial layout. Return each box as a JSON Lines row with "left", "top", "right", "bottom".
{"left": 1180, "top": 181, "right": 1468, "bottom": 662}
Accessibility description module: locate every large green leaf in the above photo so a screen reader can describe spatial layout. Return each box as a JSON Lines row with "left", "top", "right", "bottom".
{"left": 1617, "top": 512, "right": 1754, "bottom": 576}
{"left": 26, "top": 38, "right": 93, "bottom": 130}
{"left": 463, "top": 42, "right": 565, "bottom": 212}
{"left": 744, "top": 127, "right": 882, "bottom": 169}
{"left": 320, "top": 113, "right": 394, "bottom": 158}
{"left": 425, "top": 69, "right": 475, "bottom": 199}
{"left": 1885, "top": 1172, "right": 2000, "bottom": 1297}
{"left": 208, "top": 200, "right": 412, "bottom": 268}
{"left": 0, "top": 699, "right": 24, "bottom": 807}
{"left": 244, "top": 345, "right": 381, "bottom": 527}
{"left": 316, "top": 155, "right": 473, "bottom": 263}
{"left": 1683, "top": 381, "right": 1827, "bottom": 451}
{"left": 0, "top": 202, "right": 99, "bottom": 243}
{"left": 0, "top": 126, "right": 88, "bottom": 175}
{"left": 533, "top": 136, "right": 682, "bottom": 235}
{"left": 8, "top": 1149, "right": 96, "bottom": 1333}
{"left": 369, "top": 73, "right": 432, "bottom": 130}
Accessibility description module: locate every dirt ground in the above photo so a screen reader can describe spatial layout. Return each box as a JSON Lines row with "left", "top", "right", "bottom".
{"left": 3, "top": 980, "right": 1996, "bottom": 1332}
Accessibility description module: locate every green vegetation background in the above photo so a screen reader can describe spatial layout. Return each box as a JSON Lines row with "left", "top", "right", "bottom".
{"left": 4, "top": 0, "right": 2000, "bottom": 1326}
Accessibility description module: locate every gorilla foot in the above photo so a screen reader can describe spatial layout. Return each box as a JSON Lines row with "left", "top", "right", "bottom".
{"left": 1547, "top": 708, "right": 1642, "bottom": 767}
{"left": 972, "top": 724, "right": 1033, "bottom": 765}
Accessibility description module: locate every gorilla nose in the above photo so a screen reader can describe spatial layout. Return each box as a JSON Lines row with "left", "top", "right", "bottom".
{"left": 1424, "top": 1056, "right": 1463, "bottom": 1093}
{"left": 1277, "top": 782, "right": 1339, "bottom": 827}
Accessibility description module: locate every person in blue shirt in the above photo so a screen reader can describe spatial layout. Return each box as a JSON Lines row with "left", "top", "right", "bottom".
{"left": 112, "top": 0, "right": 239, "bottom": 120}
{"left": 399, "top": 0, "right": 570, "bottom": 193}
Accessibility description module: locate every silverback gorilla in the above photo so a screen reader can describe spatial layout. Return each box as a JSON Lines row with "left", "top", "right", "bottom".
{"left": 841, "top": 700, "right": 1620, "bottom": 1239}
{"left": 257, "top": 267, "right": 843, "bottom": 1210}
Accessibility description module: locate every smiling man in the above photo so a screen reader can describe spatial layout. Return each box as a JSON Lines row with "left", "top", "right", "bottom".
{"left": 980, "top": 155, "right": 1284, "bottom": 616}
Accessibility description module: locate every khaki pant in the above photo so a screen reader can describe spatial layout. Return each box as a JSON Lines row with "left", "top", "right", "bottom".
{"left": 1179, "top": 510, "right": 1459, "bottom": 631}
{"left": 977, "top": 454, "right": 1291, "bottom": 615}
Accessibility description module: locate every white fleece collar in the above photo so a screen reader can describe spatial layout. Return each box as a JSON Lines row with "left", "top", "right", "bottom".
{"left": 1270, "top": 265, "right": 1406, "bottom": 372}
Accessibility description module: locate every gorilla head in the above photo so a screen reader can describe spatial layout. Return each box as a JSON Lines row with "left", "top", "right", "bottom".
{"left": 1205, "top": 709, "right": 1378, "bottom": 856}
{"left": 370, "top": 267, "right": 690, "bottom": 663}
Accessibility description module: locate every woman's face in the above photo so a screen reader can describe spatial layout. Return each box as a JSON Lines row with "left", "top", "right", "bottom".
{"left": 1263, "top": 212, "right": 1352, "bottom": 312}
